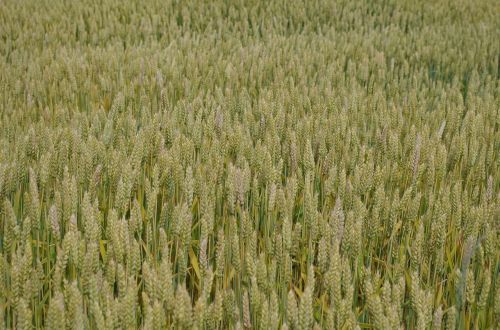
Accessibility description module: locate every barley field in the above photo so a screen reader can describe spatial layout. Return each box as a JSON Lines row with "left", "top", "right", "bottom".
{"left": 0, "top": 0, "right": 499, "bottom": 329}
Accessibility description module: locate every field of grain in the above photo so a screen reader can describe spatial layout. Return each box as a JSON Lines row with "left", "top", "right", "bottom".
{"left": 0, "top": 0, "right": 499, "bottom": 329}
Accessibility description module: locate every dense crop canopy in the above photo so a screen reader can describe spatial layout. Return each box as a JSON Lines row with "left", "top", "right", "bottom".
{"left": 0, "top": 0, "right": 499, "bottom": 329}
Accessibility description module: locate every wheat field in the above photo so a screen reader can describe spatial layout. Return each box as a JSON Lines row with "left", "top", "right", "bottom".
{"left": 0, "top": 0, "right": 499, "bottom": 329}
